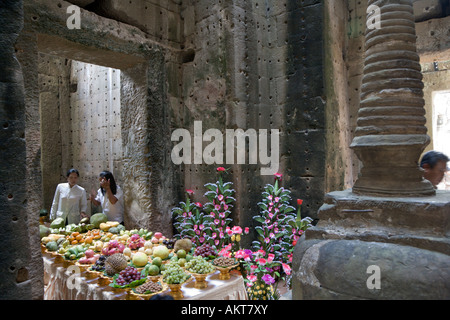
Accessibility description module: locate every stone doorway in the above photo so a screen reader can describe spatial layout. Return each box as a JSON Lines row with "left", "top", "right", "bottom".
{"left": 14, "top": 0, "right": 177, "bottom": 299}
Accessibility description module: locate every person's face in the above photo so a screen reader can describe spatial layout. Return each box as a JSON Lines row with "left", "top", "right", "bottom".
{"left": 67, "top": 172, "right": 79, "bottom": 187}
{"left": 423, "top": 160, "right": 448, "bottom": 187}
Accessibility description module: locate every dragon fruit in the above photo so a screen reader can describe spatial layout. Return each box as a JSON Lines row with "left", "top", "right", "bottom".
{"left": 127, "top": 234, "right": 145, "bottom": 250}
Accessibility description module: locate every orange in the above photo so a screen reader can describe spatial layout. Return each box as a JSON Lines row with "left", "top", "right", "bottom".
{"left": 71, "top": 240, "right": 78, "bottom": 245}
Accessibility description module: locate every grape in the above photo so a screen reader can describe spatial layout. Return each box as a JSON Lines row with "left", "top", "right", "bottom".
{"left": 161, "top": 261, "right": 190, "bottom": 284}
{"left": 115, "top": 266, "right": 143, "bottom": 286}
{"left": 194, "top": 244, "right": 217, "bottom": 258}
{"left": 185, "top": 256, "right": 215, "bottom": 274}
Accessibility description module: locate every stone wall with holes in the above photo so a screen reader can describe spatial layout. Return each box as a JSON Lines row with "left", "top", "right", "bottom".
{"left": 175, "top": 0, "right": 330, "bottom": 241}
{"left": 68, "top": 61, "right": 123, "bottom": 209}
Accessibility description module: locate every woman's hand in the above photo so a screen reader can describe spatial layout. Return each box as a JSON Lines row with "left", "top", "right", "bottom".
{"left": 100, "top": 178, "right": 111, "bottom": 190}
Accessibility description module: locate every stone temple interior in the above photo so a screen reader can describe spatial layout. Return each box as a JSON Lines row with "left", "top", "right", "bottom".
{"left": 1, "top": 0, "right": 449, "bottom": 299}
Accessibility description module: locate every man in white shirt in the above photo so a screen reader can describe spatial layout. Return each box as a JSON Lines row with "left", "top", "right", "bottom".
{"left": 50, "top": 169, "right": 88, "bottom": 225}
{"left": 90, "top": 171, "right": 124, "bottom": 224}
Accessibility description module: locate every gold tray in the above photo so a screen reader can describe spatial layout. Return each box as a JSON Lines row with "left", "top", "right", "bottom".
{"left": 129, "top": 281, "right": 168, "bottom": 300}
{"left": 186, "top": 270, "right": 216, "bottom": 289}
{"left": 214, "top": 262, "right": 240, "bottom": 280}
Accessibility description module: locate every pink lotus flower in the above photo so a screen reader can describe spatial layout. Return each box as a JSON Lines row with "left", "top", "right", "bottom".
{"left": 247, "top": 275, "right": 257, "bottom": 284}
{"left": 256, "top": 250, "right": 265, "bottom": 256}
{"left": 232, "top": 226, "right": 243, "bottom": 234}
{"left": 257, "top": 258, "right": 267, "bottom": 265}
{"left": 235, "top": 250, "right": 246, "bottom": 259}
{"left": 282, "top": 263, "right": 292, "bottom": 275}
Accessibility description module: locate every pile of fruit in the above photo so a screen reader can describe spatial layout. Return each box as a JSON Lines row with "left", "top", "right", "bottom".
{"left": 161, "top": 261, "right": 190, "bottom": 284}
{"left": 213, "top": 256, "right": 237, "bottom": 267}
{"left": 194, "top": 243, "right": 217, "bottom": 260}
{"left": 185, "top": 256, "right": 215, "bottom": 274}
{"left": 113, "top": 266, "right": 145, "bottom": 287}
{"left": 42, "top": 212, "right": 247, "bottom": 296}
{"left": 134, "top": 281, "right": 163, "bottom": 295}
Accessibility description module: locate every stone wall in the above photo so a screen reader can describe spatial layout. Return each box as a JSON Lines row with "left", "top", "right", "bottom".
{"left": 0, "top": 0, "right": 34, "bottom": 300}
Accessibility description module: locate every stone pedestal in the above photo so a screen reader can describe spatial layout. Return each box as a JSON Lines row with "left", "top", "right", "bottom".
{"left": 292, "top": 190, "right": 450, "bottom": 299}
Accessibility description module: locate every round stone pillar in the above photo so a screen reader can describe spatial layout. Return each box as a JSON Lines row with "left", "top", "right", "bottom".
{"left": 350, "top": 0, "right": 435, "bottom": 197}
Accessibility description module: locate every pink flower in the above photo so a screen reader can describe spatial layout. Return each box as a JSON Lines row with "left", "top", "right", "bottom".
{"left": 214, "top": 204, "right": 221, "bottom": 211}
{"left": 264, "top": 237, "right": 270, "bottom": 243}
{"left": 257, "top": 258, "right": 267, "bottom": 265}
{"left": 297, "top": 199, "right": 303, "bottom": 205}
{"left": 219, "top": 212, "right": 225, "bottom": 218}
{"left": 186, "top": 189, "right": 194, "bottom": 195}
{"left": 247, "top": 275, "right": 257, "bottom": 283}
{"left": 232, "top": 226, "right": 243, "bottom": 234}
{"left": 235, "top": 250, "right": 246, "bottom": 259}
{"left": 217, "top": 167, "right": 226, "bottom": 172}
{"left": 274, "top": 197, "right": 280, "bottom": 202}
{"left": 199, "top": 237, "right": 205, "bottom": 243}
{"left": 214, "top": 219, "right": 220, "bottom": 225}
{"left": 274, "top": 173, "right": 282, "bottom": 179}
{"left": 195, "top": 202, "right": 202, "bottom": 207}
{"left": 218, "top": 194, "right": 224, "bottom": 201}
{"left": 282, "top": 263, "right": 292, "bottom": 275}
{"left": 256, "top": 250, "right": 265, "bottom": 257}
{"left": 226, "top": 228, "right": 233, "bottom": 236}
{"left": 214, "top": 240, "right": 220, "bottom": 246}
{"left": 182, "top": 212, "right": 187, "bottom": 217}
{"left": 268, "top": 195, "right": 273, "bottom": 200}
{"left": 244, "top": 227, "right": 249, "bottom": 234}
{"left": 210, "top": 212, "right": 215, "bottom": 217}
{"left": 193, "top": 225, "right": 198, "bottom": 231}
{"left": 212, "top": 233, "right": 217, "bottom": 239}
{"left": 267, "top": 253, "right": 275, "bottom": 263}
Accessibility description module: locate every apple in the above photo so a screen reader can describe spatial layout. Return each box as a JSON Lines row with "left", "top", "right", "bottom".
{"left": 154, "top": 232, "right": 163, "bottom": 239}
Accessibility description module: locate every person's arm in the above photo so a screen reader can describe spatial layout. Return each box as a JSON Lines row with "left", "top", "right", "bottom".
{"left": 80, "top": 188, "right": 88, "bottom": 218}
{"left": 90, "top": 189, "right": 101, "bottom": 206}
{"left": 50, "top": 184, "right": 61, "bottom": 221}
{"left": 105, "top": 185, "right": 118, "bottom": 205}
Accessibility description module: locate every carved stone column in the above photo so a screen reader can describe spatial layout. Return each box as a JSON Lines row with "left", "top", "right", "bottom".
{"left": 350, "top": 0, "right": 435, "bottom": 197}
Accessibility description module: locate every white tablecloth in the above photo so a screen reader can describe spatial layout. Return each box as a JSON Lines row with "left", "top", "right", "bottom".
{"left": 43, "top": 253, "right": 248, "bottom": 300}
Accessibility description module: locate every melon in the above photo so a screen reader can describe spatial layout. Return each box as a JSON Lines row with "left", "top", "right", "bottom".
{"left": 90, "top": 213, "right": 108, "bottom": 228}
{"left": 152, "top": 245, "right": 170, "bottom": 260}
{"left": 132, "top": 252, "right": 148, "bottom": 267}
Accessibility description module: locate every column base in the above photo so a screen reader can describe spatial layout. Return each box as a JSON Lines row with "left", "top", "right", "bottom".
{"left": 291, "top": 190, "right": 450, "bottom": 299}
